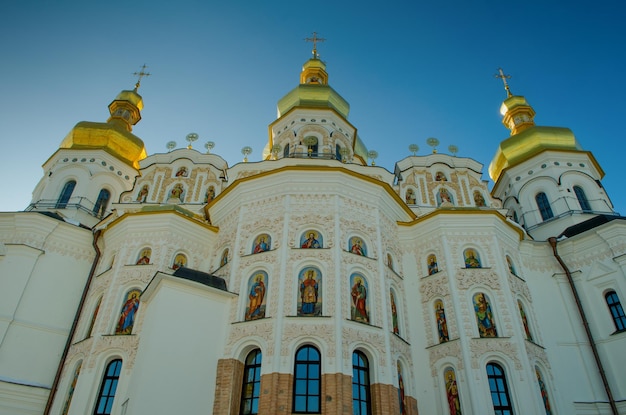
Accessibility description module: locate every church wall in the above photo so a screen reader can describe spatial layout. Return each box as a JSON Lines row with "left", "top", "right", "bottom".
{"left": 123, "top": 275, "right": 234, "bottom": 415}
{"left": 0, "top": 213, "right": 94, "bottom": 414}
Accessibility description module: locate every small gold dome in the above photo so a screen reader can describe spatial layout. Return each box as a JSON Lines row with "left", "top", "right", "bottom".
{"left": 59, "top": 121, "right": 147, "bottom": 169}
{"left": 489, "top": 126, "right": 581, "bottom": 183}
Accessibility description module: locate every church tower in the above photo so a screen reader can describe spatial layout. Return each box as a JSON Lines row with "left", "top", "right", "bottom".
{"left": 489, "top": 73, "right": 615, "bottom": 240}
{"left": 26, "top": 75, "right": 148, "bottom": 228}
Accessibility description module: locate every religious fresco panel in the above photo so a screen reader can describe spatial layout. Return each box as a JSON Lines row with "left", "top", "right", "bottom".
{"left": 350, "top": 273, "right": 369, "bottom": 323}
{"left": 444, "top": 367, "right": 462, "bottom": 415}
{"left": 115, "top": 288, "right": 141, "bottom": 335}
{"left": 300, "top": 230, "right": 322, "bottom": 248}
{"left": 434, "top": 299, "right": 449, "bottom": 343}
{"left": 298, "top": 267, "right": 322, "bottom": 316}
{"left": 252, "top": 234, "right": 271, "bottom": 254}
{"left": 245, "top": 271, "right": 268, "bottom": 321}
{"left": 473, "top": 292, "right": 497, "bottom": 337}
{"left": 349, "top": 236, "right": 367, "bottom": 256}
{"left": 463, "top": 248, "right": 481, "bottom": 268}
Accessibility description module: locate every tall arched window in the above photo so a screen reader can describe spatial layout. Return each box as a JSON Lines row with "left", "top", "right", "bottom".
{"left": 605, "top": 291, "right": 626, "bottom": 332}
{"left": 486, "top": 363, "right": 513, "bottom": 415}
{"left": 283, "top": 143, "right": 290, "bottom": 158}
{"left": 535, "top": 192, "right": 554, "bottom": 221}
{"left": 293, "top": 345, "right": 321, "bottom": 413}
{"left": 335, "top": 144, "right": 341, "bottom": 161}
{"left": 240, "top": 349, "right": 262, "bottom": 415}
{"left": 94, "top": 359, "right": 122, "bottom": 415}
{"left": 57, "top": 180, "right": 76, "bottom": 208}
{"left": 574, "top": 186, "right": 591, "bottom": 212}
{"left": 352, "top": 351, "right": 372, "bottom": 415}
{"left": 93, "top": 189, "right": 111, "bottom": 216}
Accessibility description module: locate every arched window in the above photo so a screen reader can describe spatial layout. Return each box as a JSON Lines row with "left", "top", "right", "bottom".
{"left": 283, "top": 143, "right": 290, "bottom": 158}
{"left": 486, "top": 363, "right": 513, "bottom": 415}
{"left": 57, "top": 180, "right": 76, "bottom": 208}
{"left": 335, "top": 144, "right": 342, "bottom": 161}
{"left": 240, "top": 349, "right": 262, "bottom": 415}
{"left": 94, "top": 359, "right": 122, "bottom": 415}
{"left": 93, "top": 189, "right": 111, "bottom": 216}
{"left": 535, "top": 192, "right": 554, "bottom": 221}
{"left": 574, "top": 186, "right": 591, "bottom": 212}
{"left": 605, "top": 291, "right": 626, "bottom": 332}
{"left": 390, "top": 290, "right": 399, "bottom": 335}
{"left": 293, "top": 345, "right": 321, "bottom": 413}
{"left": 352, "top": 351, "right": 372, "bottom": 415}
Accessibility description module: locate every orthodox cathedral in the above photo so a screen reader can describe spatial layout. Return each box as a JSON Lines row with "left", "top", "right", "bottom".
{"left": 1, "top": 46, "right": 625, "bottom": 415}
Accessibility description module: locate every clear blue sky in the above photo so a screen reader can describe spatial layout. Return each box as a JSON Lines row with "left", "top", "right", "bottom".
{"left": 1, "top": 1, "right": 625, "bottom": 213}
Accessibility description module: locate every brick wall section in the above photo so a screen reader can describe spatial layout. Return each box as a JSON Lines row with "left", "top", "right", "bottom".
{"left": 212, "top": 358, "right": 244, "bottom": 415}
{"left": 258, "top": 372, "right": 292, "bottom": 414}
{"left": 370, "top": 382, "right": 419, "bottom": 415}
{"left": 321, "top": 373, "right": 353, "bottom": 414}
{"left": 213, "top": 364, "right": 419, "bottom": 415}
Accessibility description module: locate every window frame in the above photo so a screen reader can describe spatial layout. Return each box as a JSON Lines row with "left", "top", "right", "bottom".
{"left": 93, "top": 359, "right": 122, "bottom": 415}
{"left": 486, "top": 362, "right": 514, "bottom": 415}
{"left": 240, "top": 349, "right": 262, "bottom": 415}
{"left": 535, "top": 192, "right": 554, "bottom": 221}
{"left": 573, "top": 185, "right": 591, "bottom": 212}
{"left": 605, "top": 291, "right": 626, "bottom": 332}
{"left": 352, "top": 351, "right": 372, "bottom": 415}
{"left": 292, "top": 345, "right": 321, "bottom": 414}
{"left": 57, "top": 180, "right": 76, "bottom": 208}
{"left": 93, "top": 188, "right": 111, "bottom": 216}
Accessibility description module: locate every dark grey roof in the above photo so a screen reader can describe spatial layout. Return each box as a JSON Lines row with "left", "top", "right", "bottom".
{"left": 172, "top": 267, "right": 228, "bottom": 291}
{"left": 560, "top": 215, "right": 626, "bottom": 238}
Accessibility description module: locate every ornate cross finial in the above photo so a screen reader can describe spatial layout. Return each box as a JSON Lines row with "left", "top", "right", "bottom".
{"left": 133, "top": 64, "right": 151, "bottom": 91}
{"left": 495, "top": 67, "right": 512, "bottom": 97}
{"left": 305, "top": 32, "right": 326, "bottom": 58}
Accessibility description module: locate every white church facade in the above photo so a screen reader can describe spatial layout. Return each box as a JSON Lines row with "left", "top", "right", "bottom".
{"left": 1, "top": 52, "right": 625, "bottom": 415}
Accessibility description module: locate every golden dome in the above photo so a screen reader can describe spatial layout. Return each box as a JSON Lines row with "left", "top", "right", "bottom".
{"left": 59, "top": 121, "right": 147, "bottom": 169}
{"left": 277, "top": 58, "right": 350, "bottom": 118}
{"left": 489, "top": 126, "right": 581, "bottom": 183}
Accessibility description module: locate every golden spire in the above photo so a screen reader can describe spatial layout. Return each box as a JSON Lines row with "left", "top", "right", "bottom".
{"left": 495, "top": 67, "right": 512, "bottom": 98}
{"left": 133, "top": 64, "right": 151, "bottom": 91}
{"left": 305, "top": 32, "right": 325, "bottom": 59}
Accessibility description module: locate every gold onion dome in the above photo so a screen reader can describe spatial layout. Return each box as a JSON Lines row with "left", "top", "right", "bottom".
{"left": 489, "top": 94, "right": 582, "bottom": 183}
{"left": 276, "top": 57, "right": 350, "bottom": 118}
{"left": 59, "top": 88, "right": 147, "bottom": 169}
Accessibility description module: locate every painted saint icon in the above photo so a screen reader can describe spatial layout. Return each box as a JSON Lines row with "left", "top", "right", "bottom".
{"left": 252, "top": 234, "right": 271, "bottom": 254}
{"left": 245, "top": 272, "right": 267, "bottom": 321}
{"left": 172, "top": 253, "right": 187, "bottom": 270}
{"left": 349, "top": 237, "right": 367, "bottom": 256}
{"left": 300, "top": 230, "right": 322, "bottom": 248}
{"left": 220, "top": 248, "right": 229, "bottom": 267}
{"left": 536, "top": 367, "right": 553, "bottom": 415}
{"left": 350, "top": 273, "right": 369, "bottom": 323}
{"left": 298, "top": 267, "right": 321, "bottom": 316}
{"left": 434, "top": 299, "right": 449, "bottom": 343}
{"left": 519, "top": 300, "right": 533, "bottom": 341}
{"left": 390, "top": 290, "right": 399, "bottom": 335}
{"left": 473, "top": 292, "right": 497, "bottom": 337}
{"left": 175, "top": 166, "right": 188, "bottom": 177}
{"left": 506, "top": 256, "right": 516, "bottom": 275}
{"left": 427, "top": 254, "right": 439, "bottom": 275}
{"left": 205, "top": 185, "right": 215, "bottom": 203}
{"left": 464, "top": 249, "right": 481, "bottom": 268}
{"left": 136, "top": 184, "right": 149, "bottom": 202}
{"left": 444, "top": 367, "right": 462, "bottom": 415}
{"left": 116, "top": 289, "right": 141, "bottom": 335}
{"left": 397, "top": 362, "right": 407, "bottom": 415}
{"left": 170, "top": 183, "right": 185, "bottom": 202}
{"left": 136, "top": 248, "right": 151, "bottom": 265}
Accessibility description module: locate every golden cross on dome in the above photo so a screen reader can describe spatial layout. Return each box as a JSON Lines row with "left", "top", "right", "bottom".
{"left": 305, "top": 32, "right": 326, "bottom": 58}
{"left": 133, "top": 64, "right": 151, "bottom": 91}
{"left": 495, "top": 67, "right": 512, "bottom": 97}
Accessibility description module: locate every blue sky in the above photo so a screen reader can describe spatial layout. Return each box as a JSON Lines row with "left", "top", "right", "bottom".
{"left": 1, "top": 1, "right": 625, "bottom": 213}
